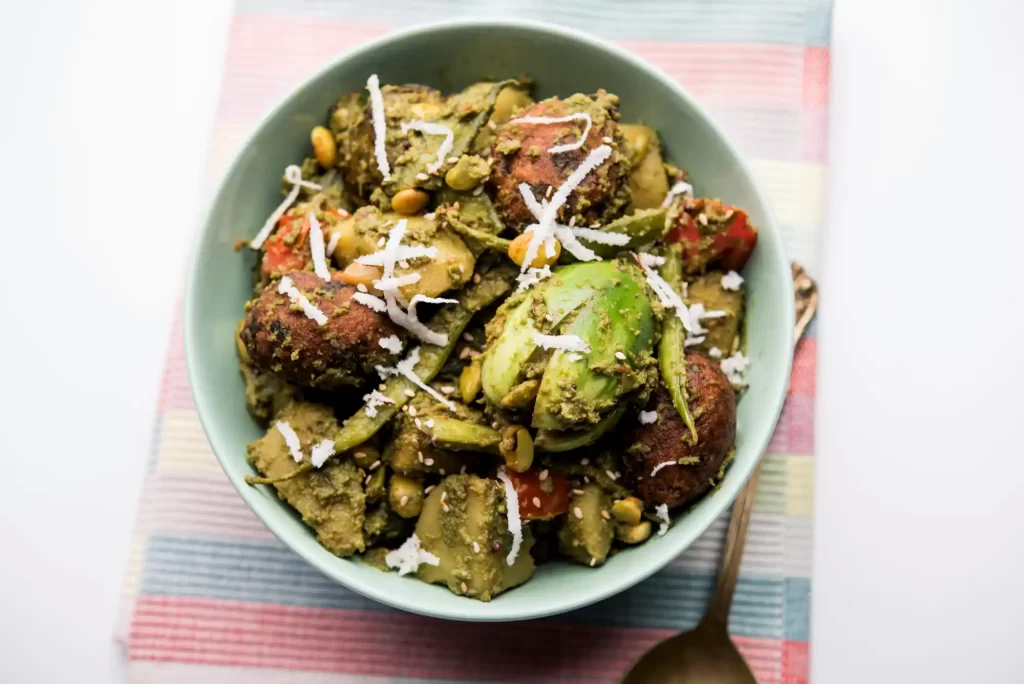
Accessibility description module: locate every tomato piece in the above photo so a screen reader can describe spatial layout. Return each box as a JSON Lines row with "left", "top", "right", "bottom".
{"left": 505, "top": 468, "right": 570, "bottom": 520}
{"left": 668, "top": 201, "right": 758, "bottom": 273}
{"left": 714, "top": 209, "right": 758, "bottom": 271}
{"left": 261, "top": 214, "right": 310, "bottom": 277}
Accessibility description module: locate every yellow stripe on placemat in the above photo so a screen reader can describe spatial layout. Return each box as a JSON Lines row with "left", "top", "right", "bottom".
{"left": 155, "top": 410, "right": 223, "bottom": 477}
{"left": 783, "top": 454, "right": 814, "bottom": 518}
{"left": 749, "top": 159, "right": 827, "bottom": 225}
{"left": 753, "top": 453, "right": 813, "bottom": 518}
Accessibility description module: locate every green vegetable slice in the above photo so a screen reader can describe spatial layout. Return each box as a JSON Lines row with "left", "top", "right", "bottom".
{"left": 423, "top": 417, "right": 502, "bottom": 453}
{"left": 658, "top": 243, "right": 699, "bottom": 443}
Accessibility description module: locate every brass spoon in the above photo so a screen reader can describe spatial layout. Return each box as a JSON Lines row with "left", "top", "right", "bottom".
{"left": 621, "top": 263, "right": 818, "bottom": 684}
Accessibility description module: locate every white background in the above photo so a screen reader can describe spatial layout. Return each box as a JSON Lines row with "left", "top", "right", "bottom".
{"left": 1, "top": 0, "right": 1022, "bottom": 682}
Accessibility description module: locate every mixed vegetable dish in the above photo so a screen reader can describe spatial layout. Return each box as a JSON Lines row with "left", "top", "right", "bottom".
{"left": 236, "top": 75, "right": 757, "bottom": 601}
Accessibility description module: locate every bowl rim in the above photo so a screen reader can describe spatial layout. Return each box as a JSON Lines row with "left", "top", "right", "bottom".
{"left": 184, "top": 16, "right": 795, "bottom": 622}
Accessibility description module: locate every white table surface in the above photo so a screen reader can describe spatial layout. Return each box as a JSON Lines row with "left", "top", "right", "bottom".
{"left": 1, "top": 0, "right": 1022, "bottom": 682}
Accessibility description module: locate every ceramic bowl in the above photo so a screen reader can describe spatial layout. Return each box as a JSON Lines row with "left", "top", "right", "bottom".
{"left": 185, "top": 18, "right": 795, "bottom": 621}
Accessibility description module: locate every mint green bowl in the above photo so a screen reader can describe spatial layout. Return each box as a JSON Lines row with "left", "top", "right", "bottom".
{"left": 185, "top": 18, "right": 794, "bottom": 622}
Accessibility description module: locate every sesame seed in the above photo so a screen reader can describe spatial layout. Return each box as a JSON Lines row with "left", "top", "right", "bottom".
{"left": 581, "top": 458, "right": 589, "bottom": 465}
{"left": 472, "top": 185, "right": 484, "bottom": 196}
{"left": 568, "top": 215, "right": 576, "bottom": 227}
{"left": 417, "top": 451, "right": 424, "bottom": 462}
{"left": 459, "top": 347, "right": 473, "bottom": 360}
{"left": 532, "top": 496, "right": 541, "bottom": 508}
{"left": 416, "top": 172, "right": 429, "bottom": 181}
{"left": 424, "top": 457, "right": 434, "bottom": 466}
{"left": 615, "top": 351, "right": 626, "bottom": 360}
{"left": 423, "top": 212, "right": 436, "bottom": 220}
{"left": 545, "top": 186, "right": 553, "bottom": 199}
{"left": 415, "top": 418, "right": 422, "bottom": 429}
{"left": 590, "top": 222, "right": 601, "bottom": 229}
{"left": 424, "top": 485, "right": 435, "bottom": 494}
{"left": 572, "top": 489, "right": 585, "bottom": 495}
{"left": 401, "top": 405, "right": 409, "bottom": 413}
{"left": 491, "top": 421, "right": 500, "bottom": 429}
{"left": 354, "top": 451, "right": 366, "bottom": 459}
{"left": 573, "top": 507, "right": 583, "bottom": 519}
{"left": 473, "top": 541, "right": 480, "bottom": 553}
{"left": 377, "top": 237, "right": 386, "bottom": 247}
{"left": 453, "top": 202, "right": 461, "bottom": 210}
{"left": 426, "top": 419, "right": 435, "bottom": 429}
{"left": 461, "top": 581, "right": 468, "bottom": 592}
{"left": 440, "top": 491, "right": 447, "bottom": 502}
{"left": 399, "top": 495, "right": 409, "bottom": 506}
{"left": 365, "top": 474, "right": 372, "bottom": 485}
{"left": 379, "top": 383, "right": 387, "bottom": 391}
{"left": 404, "top": 389, "right": 416, "bottom": 398}
{"left": 447, "top": 156, "right": 460, "bottom": 164}
{"left": 441, "top": 386, "right": 455, "bottom": 394}
{"left": 589, "top": 558, "right": 597, "bottom": 567}
{"left": 462, "top": 332, "right": 474, "bottom": 342}
{"left": 442, "top": 503, "right": 450, "bottom": 512}
{"left": 408, "top": 406, "right": 417, "bottom": 417}
{"left": 539, "top": 469, "right": 549, "bottom": 481}
{"left": 439, "top": 468, "right": 445, "bottom": 475}
{"left": 698, "top": 213, "right": 708, "bottom": 226}
{"left": 399, "top": 260, "right": 409, "bottom": 269}
{"left": 605, "top": 469, "right": 617, "bottom": 480}
{"left": 602, "top": 136, "right": 613, "bottom": 144}
{"left": 583, "top": 475, "right": 590, "bottom": 483}
{"left": 357, "top": 283, "right": 368, "bottom": 293}
{"left": 472, "top": 273, "right": 482, "bottom": 283}
{"left": 600, "top": 510, "right": 610, "bottom": 520}
{"left": 369, "top": 460, "right": 381, "bottom": 471}
{"left": 487, "top": 120, "right": 497, "bottom": 130}
{"left": 460, "top": 465, "right": 467, "bottom": 474}
{"left": 458, "top": 264, "right": 465, "bottom": 273}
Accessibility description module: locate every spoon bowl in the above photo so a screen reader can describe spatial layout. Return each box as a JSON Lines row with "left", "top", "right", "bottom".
{"left": 621, "top": 622, "right": 757, "bottom": 684}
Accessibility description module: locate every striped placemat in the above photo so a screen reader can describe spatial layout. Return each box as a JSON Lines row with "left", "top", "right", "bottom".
{"left": 117, "top": 1, "right": 830, "bottom": 681}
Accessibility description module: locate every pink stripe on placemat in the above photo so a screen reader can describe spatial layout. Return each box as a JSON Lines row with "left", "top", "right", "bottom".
{"left": 789, "top": 339, "right": 817, "bottom": 398}
{"left": 156, "top": 311, "right": 189, "bottom": 413}
{"left": 129, "top": 596, "right": 799, "bottom": 682}
{"left": 767, "top": 395, "right": 814, "bottom": 455}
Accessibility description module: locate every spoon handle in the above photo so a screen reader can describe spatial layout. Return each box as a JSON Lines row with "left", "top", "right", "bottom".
{"left": 703, "top": 462, "right": 762, "bottom": 627}
{"left": 703, "top": 262, "right": 818, "bottom": 629}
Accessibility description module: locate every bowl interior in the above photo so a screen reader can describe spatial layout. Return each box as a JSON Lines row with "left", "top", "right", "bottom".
{"left": 186, "top": 19, "right": 794, "bottom": 621}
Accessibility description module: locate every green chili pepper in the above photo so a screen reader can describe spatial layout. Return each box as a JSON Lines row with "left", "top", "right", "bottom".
{"left": 658, "top": 243, "right": 699, "bottom": 444}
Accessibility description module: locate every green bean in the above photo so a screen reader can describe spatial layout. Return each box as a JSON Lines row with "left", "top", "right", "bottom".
{"left": 332, "top": 265, "right": 514, "bottom": 452}
{"left": 658, "top": 243, "right": 699, "bottom": 444}
{"left": 245, "top": 464, "right": 311, "bottom": 485}
{"left": 391, "top": 81, "right": 511, "bottom": 192}
{"left": 424, "top": 417, "right": 501, "bottom": 453}
{"left": 578, "top": 208, "right": 668, "bottom": 259}
{"left": 445, "top": 213, "right": 512, "bottom": 254}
